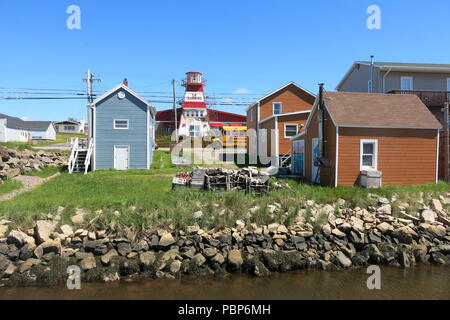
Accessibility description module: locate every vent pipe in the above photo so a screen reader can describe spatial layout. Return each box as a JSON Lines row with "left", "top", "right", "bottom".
{"left": 369, "top": 55, "right": 374, "bottom": 93}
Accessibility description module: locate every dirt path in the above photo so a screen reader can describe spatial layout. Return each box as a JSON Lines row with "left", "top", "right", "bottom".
{"left": 0, "top": 173, "right": 60, "bottom": 202}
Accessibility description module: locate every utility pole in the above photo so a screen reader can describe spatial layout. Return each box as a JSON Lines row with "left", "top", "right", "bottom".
{"left": 172, "top": 79, "right": 178, "bottom": 142}
{"left": 83, "top": 69, "right": 101, "bottom": 140}
{"left": 83, "top": 69, "right": 101, "bottom": 104}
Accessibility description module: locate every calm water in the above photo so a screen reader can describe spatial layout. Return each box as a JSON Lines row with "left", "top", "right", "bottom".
{"left": 0, "top": 265, "right": 448, "bottom": 300}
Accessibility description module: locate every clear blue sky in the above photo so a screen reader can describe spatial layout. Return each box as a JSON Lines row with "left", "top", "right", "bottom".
{"left": 0, "top": 0, "right": 449, "bottom": 121}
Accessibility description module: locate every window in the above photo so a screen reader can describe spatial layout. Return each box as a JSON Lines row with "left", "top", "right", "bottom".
{"left": 273, "top": 102, "right": 282, "bottom": 115}
{"left": 189, "top": 125, "right": 200, "bottom": 137}
{"left": 400, "top": 76, "right": 413, "bottom": 90}
{"left": 360, "top": 139, "right": 378, "bottom": 171}
{"left": 64, "top": 125, "right": 75, "bottom": 131}
{"left": 114, "top": 119, "right": 129, "bottom": 129}
{"left": 284, "top": 124, "right": 298, "bottom": 138}
{"left": 447, "top": 78, "right": 450, "bottom": 91}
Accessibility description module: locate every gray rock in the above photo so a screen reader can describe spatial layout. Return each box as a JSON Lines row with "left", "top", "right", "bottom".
{"left": 80, "top": 255, "right": 96, "bottom": 270}
{"left": 101, "top": 249, "right": 118, "bottom": 265}
{"left": 377, "top": 204, "right": 392, "bottom": 215}
{"left": 335, "top": 251, "right": 352, "bottom": 268}
{"left": 193, "top": 253, "right": 206, "bottom": 266}
{"left": 203, "top": 247, "right": 218, "bottom": 258}
{"left": 169, "top": 260, "right": 181, "bottom": 274}
{"left": 117, "top": 242, "right": 132, "bottom": 256}
{"left": 59, "top": 225, "right": 74, "bottom": 236}
{"left": 228, "top": 249, "right": 243, "bottom": 268}
{"left": 0, "top": 225, "right": 9, "bottom": 238}
{"left": 34, "top": 220, "right": 55, "bottom": 243}
{"left": 159, "top": 233, "right": 175, "bottom": 247}
{"left": 0, "top": 254, "right": 10, "bottom": 272}
{"left": 331, "top": 228, "right": 346, "bottom": 238}
{"left": 19, "top": 258, "right": 40, "bottom": 273}
{"left": 33, "top": 240, "right": 61, "bottom": 259}
{"left": 421, "top": 210, "right": 436, "bottom": 223}
{"left": 212, "top": 253, "right": 225, "bottom": 264}
{"left": 377, "top": 222, "right": 394, "bottom": 233}
{"left": 139, "top": 251, "right": 156, "bottom": 267}
{"left": 7, "top": 230, "right": 28, "bottom": 247}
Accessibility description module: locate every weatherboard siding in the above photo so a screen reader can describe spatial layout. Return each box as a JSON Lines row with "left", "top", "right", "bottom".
{"left": 94, "top": 89, "right": 149, "bottom": 170}
{"left": 337, "top": 128, "right": 438, "bottom": 186}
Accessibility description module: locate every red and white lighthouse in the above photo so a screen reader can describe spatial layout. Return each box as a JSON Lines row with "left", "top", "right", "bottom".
{"left": 178, "top": 72, "right": 209, "bottom": 137}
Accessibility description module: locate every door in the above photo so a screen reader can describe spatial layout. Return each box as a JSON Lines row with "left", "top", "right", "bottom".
{"left": 292, "top": 140, "right": 305, "bottom": 176}
{"left": 312, "top": 138, "right": 320, "bottom": 184}
{"left": 114, "top": 146, "right": 129, "bottom": 170}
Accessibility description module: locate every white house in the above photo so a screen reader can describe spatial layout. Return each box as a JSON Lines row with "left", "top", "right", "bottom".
{"left": 0, "top": 113, "right": 56, "bottom": 142}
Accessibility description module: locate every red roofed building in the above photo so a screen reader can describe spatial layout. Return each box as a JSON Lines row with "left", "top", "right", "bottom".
{"left": 156, "top": 72, "right": 247, "bottom": 138}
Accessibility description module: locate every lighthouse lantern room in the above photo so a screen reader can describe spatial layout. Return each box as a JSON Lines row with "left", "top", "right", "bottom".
{"left": 178, "top": 71, "right": 210, "bottom": 138}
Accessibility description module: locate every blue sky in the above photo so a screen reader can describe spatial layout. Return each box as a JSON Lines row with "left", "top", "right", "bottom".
{"left": 0, "top": 0, "right": 449, "bottom": 121}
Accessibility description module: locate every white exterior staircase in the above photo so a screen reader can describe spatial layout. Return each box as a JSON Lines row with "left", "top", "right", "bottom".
{"left": 69, "top": 138, "right": 94, "bottom": 174}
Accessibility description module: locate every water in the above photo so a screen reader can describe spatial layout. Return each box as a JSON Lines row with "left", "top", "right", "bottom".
{"left": 0, "top": 265, "right": 448, "bottom": 300}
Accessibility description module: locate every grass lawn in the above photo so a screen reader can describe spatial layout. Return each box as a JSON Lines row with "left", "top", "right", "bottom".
{"left": 1, "top": 148, "right": 450, "bottom": 231}
{"left": 0, "top": 133, "right": 87, "bottom": 150}
{"left": 26, "top": 166, "right": 62, "bottom": 178}
{"left": 0, "top": 179, "right": 22, "bottom": 196}
{"left": 31, "top": 133, "right": 88, "bottom": 147}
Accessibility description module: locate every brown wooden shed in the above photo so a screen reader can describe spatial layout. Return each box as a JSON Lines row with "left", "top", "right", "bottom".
{"left": 291, "top": 91, "right": 442, "bottom": 187}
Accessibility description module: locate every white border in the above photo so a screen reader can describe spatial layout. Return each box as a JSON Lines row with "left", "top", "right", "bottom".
{"left": 113, "top": 145, "right": 130, "bottom": 170}
{"left": 360, "top": 139, "right": 378, "bottom": 171}
{"left": 113, "top": 119, "right": 129, "bottom": 130}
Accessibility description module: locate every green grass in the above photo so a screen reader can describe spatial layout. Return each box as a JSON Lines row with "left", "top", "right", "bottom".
{"left": 0, "top": 142, "right": 34, "bottom": 151}
{"left": 1, "top": 164, "right": 449, "bottom": 231}
{"left": 0, "top": 179, "right": 22, "bottom": 196}
{"left": 1, "top": 150, "right": 449, "bottom": 231}
{"left": 26, "top": 167, "right": 62, "bottom": 178}
{"left": 0, "top": 133, "right": 87, "bottom": 150}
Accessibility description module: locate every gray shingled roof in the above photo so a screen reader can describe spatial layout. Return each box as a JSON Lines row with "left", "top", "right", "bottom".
{"left": 324, "top": 92, "right": 442, "bottom": 129}
{"left": 0, "top": 113, "right": 53, "bottom": 131}
{"left": 357, "top": 61, "right": 450, "bottom": 69}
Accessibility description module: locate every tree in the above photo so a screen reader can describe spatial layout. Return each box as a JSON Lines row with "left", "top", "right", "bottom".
{"left": 67, "top": 117, "right": 78, "bottom": 123}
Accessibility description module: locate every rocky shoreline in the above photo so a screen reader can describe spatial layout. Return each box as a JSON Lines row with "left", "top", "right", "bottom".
{"left": 0, "top": 146, "right": 68, "bottom": 182}
{"left": 0, "top": 194, "right": 449, "bottom": 287}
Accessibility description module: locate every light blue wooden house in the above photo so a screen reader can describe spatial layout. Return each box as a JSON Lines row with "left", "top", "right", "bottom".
{"left": 69, "top": 83, "right": 156, "bottom": 173}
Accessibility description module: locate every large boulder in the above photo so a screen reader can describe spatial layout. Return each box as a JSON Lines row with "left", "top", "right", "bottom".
{"left": 35, "top": 220, "right": 55, "bottom": 243}
{"left": 159, "top": 233, "right": 175, "bottom": 247}
{"left": 227, "top": 250, "right": 243, "bottom": 270}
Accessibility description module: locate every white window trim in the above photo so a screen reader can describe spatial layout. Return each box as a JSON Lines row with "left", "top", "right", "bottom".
{"left": 113, "top": 119, "right": 129, "bottom": 130}
{"left": 272, "top": 102, "right": 282, "bottom": 115}
{"left": 284, "top": 124, "right": 298, "bottom": 138}
{"left": 360, "top": 139, "right": 378, "bottom": 171}
{"left": 400, "top": 76, "right": 413, "bottom": 91}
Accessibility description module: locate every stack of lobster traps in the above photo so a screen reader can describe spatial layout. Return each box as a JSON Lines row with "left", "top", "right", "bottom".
{"left": 172, "top": 166, "right": 270, "bottom": 194}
